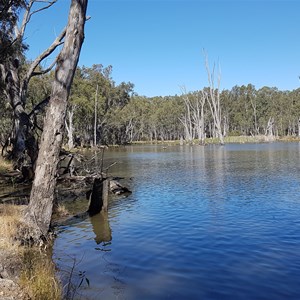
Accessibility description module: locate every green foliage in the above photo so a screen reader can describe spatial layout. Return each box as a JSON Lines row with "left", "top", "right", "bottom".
{"left": 0, "top": 0, "right": 27, "bottom": 63}
{"left": 68, "top": 64, "right": 135, "bottom": 145}
{"left": 59, "top": 76, "right": 300, "bottom": 145}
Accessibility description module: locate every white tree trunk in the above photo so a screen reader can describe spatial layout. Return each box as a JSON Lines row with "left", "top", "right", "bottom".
{"left": 94, "top": 84, "right": 98, "bottom": 147}
{"left": 65, "top": 108, "right": 75, "bottom": 149}
{"left": 204, "top": 54, "right": 224, "bottom": 145}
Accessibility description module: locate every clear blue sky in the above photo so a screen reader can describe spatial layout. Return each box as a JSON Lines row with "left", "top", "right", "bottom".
{"left": 24, "top": 0, "right": 300, "bottom": 97}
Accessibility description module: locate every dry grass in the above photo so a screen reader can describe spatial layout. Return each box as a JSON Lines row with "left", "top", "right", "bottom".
{"left": 0, "top": 156, "right": 13, "bottom": 173}
{"left": 20, "top": 249, "right": 62, "bottom": 300}
{"left": 55, "top": 203, "right": 70, "bottom": 217}
{"left": 0, "top": 204, "right": 24, "bottom": 251}
{"left": 0, "top": 204, "right": 62, "bottom": 300}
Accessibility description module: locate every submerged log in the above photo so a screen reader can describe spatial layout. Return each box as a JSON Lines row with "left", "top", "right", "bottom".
{"left": 110, "top": 179, "right": 132, "bottom": 195}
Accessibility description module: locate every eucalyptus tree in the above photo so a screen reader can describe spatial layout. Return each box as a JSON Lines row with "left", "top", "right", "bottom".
{"left": 67, "top": 65, "right": 135, "bottom": 146}
{"left": 0, "top": 0, "right": 26, "bottom": 63}
{"left": 285, "top": 88, "right": 300, "bottom": 137}
{"left": 179, "top": 88, "right": 195, "bottom": 143}
{"left": 0, "top": 0, "right": 67, "bottom": 170}
{"left": 256, "top": 86, "right": 279, "bottom": 138}
{"left": 24, "top": 0, "right": 88, "bottom": 242}
{"left": 225, "top": 85, "right": 254, "bottom": 135}
{"left": 246, "top": 84, "right": 259, "bottom": 135}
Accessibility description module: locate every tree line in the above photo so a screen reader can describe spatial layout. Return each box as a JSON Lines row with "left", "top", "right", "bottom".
{"left": 2, "top": 64, "right": 300, "bottom": 151}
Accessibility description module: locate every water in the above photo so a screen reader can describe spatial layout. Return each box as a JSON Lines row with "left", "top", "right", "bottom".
{"left": 54, "top": 142, "right": 300, "bottom": 299}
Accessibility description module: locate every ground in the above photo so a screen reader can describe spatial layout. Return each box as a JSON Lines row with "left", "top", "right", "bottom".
{"left": 0, "top": 249, "right": 30, "bottom": 300}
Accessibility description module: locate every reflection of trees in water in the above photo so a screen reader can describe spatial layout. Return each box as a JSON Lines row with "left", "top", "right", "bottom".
{"left": 90, "top": 212, "right": 112, "bottom": 244}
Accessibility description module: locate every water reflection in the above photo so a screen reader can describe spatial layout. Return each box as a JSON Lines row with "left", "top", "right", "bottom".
{"left": 90, "top": 212, "right": 112, "bottom": 244}
{"left": 55, "top": 143, "right": 300, "bottom": 300}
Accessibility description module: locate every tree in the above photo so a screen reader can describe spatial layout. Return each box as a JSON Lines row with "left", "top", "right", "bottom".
{"left": 179, "top": 87, "right": 194, "bottom": 143}
{"left": 0, "top": 0, "right": 66, "bottom": 171}
{"left": 0, "top": 0, "right": 26, "bottom": 63}
{"left": 23, "top": 0, "right": 88, "bottom": 241}
{"left": 180, "top": 89, "right": 207, "bottom": 144}
{"left": 204, "top": 53, "right": 225, "bottom": 145}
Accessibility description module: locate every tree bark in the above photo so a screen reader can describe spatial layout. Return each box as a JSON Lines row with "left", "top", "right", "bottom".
{"left": 65, "top": 107, "right": 75, "bottom": 149}
{"left": 23, "top": 0, "right": 88, "bottom": 241}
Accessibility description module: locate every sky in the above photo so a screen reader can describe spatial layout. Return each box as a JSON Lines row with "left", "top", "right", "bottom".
{"left": 24, "top": 0, "right": 300, "bottom": 97}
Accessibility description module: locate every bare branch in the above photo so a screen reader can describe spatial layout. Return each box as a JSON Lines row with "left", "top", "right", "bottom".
{"left": 18, "top": 0, "right": 34, "bottom": 39}
{"left": 25, "top": 26, "right": 66, "bottom": 82}
{"left": 30, "top": 53, "right": 59, "bottom": 77}
{"left": 28, "top": 95, "right": 50, "bottom": 117}
{"left": 18, "top": 1, "right": 57, "bottom": 43}
{"left": 28, "top": 0, "right": 57, "bottom": 20}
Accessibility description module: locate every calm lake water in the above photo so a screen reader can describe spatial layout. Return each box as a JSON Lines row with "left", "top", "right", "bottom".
{"left": 54, "top": 142, "right": 300, "bottom": 300}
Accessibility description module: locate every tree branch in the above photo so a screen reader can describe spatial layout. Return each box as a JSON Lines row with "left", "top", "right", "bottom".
{"left": 30, "top": 53, "right": 59, "bottom": 77}
{"left": 18, "top": 0, "right": 34, "bottom": 39}
{"left": 28, "top": 0, "right": 57, "bottom": 21}
{"left": 28, "top": 95, "right": 50, "bottom": 117}
{"left": 25, "top": 26, "right": 66, "bottom": 82}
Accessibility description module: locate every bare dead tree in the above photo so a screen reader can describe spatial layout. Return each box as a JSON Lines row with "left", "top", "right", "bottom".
{"left": 192, "top": 91, "right": 206, "bottom": 145}
{"left": 180, "top": 87, "right": 207, "bottom": 145}
{"left": 179, "top": 86, "right": 194, "bottom": 144}
{"left": 265, "top": 117, "right": 275, "bottom": 141}
{"left": 204, "top": 52, "right": 224, "bottom": 145}
{"left": 23, "top": 0, "right": 88, "bottom": 242}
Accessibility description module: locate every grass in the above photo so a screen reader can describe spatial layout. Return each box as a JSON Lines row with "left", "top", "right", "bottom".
{"left": 132, "top": 135, "right": 300, "bottom": 145}
{"left": 0, "top": 204, "right": 24, "bottom": 251}
{"left": 0, "top": 156, "right": 13, "bottom": 173}
{"left": 54, "top": 203, "right": 70, "bottom": 217}
{"left": 20, "top": 248, "right": 62, "bottom": 300}
{"left": 0, "top": 203, "right": 62, "bottom": 300}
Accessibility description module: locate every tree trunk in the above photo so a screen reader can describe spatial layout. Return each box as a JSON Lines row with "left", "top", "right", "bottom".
{"left": 94, "top": 83, "right": 98, "bottom": 147}
{"left": 265, "top": 117, "right": 275, "bottom": 141}
{"left": 204, "top": 54, "right": 224, "bottom": 145}
{"left": 1, "top": 1, "right": 65, "bottom": 170}
{"left": 23, "top": 0, "right": 88, "bottom": 241}
{"left": 65, "top": 107, "right": 75, "bottom": 149}
{"left": 4, "top": 58, "right": 37, "bottom": 168}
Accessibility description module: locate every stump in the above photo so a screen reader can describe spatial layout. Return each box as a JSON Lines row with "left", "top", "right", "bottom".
{"left": 87, "top": 178, "right": 109, "bottom": 216}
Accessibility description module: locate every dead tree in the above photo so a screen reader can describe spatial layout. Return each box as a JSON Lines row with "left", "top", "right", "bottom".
{"left": 204, "top": 53, "right": 225, "bottom": 145}
{"left": 193, "top": 91, "right": 206, "bottom": 145}
{"left": 180, "top": 88, "right": 206, "bottom": 145}
{"left": 0, "top": 0, "right": 66, "bottom": 170}
{"left": 23, "top": 0, "right": 88, "bottom": 242}
{"left": 265, "top": 117, "right": 275, "bottom": 141}
{"left": 179, "top": 86, "right": 194, "bottom": 144}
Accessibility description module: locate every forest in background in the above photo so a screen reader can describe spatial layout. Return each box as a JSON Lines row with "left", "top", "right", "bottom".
{"left": 1, "top": 62, "right": 300, "bottom": 150}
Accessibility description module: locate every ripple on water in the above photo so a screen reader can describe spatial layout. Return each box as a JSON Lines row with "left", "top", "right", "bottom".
{"left": 54, "top": 143, "right": 300, "bottom": 300}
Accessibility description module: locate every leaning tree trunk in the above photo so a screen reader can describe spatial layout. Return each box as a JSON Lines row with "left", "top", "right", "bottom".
{"left": 23, "top": 0, "right": 88, "bottom": 241}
